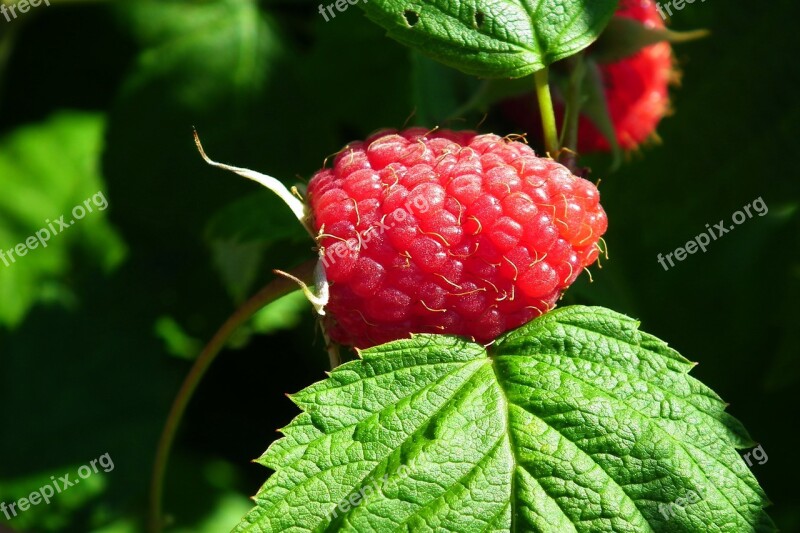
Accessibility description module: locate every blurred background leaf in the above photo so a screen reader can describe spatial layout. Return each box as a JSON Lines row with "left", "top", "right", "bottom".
{"left": 0, "top": 112, "right": 125, "bottom": 327}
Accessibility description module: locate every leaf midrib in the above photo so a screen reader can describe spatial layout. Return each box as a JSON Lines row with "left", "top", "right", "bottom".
{"left": 317, "top": 358, "right": 488, "bottom": 532}
{"left": 497, "top": 353, "right": 758, "bottom": 529}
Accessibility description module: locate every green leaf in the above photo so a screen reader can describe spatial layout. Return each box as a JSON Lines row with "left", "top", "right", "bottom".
{"left": 0, "top": 462, "right": 109, "bottom": 531}
{"left": 590, "top": 16, "right": 709, "bottom": 64}
{"left": 410, "top": 51, "right": 477, "bottom": 126}
{"left": 446, "top": 76, "right": 536, "bottom": 122}
{"left": 360, "top": 0, "right": 620, "bottom": 78}
{"left": 227, "top": 291, "right": 312, "bottom": 350}
{"left": 249, "top": 290, "right": 309, "bottom": 335}
{"left": 0, "top": 112, "right": 126, "bottom": 327}
{"left": 574, "top": 59, "right": 622, "bottom": 168}
{"left": 205, "top": 191, "right": 308, "bottom": 303}
{"left": 155, "top": 315, "right": 203, "bottom": 360}
{"left": 236, "top": 306, "right": 774, "bottom": 532}
{"left": 114, "top": 0, "right": 277, "bottom": 112}
{"left": 104, "top": 0, "right": 284, "bottom": 239}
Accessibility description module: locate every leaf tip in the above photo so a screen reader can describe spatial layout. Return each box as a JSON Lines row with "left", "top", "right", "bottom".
{"left": 286, "top": 392, "right": 302, "bottom": 406}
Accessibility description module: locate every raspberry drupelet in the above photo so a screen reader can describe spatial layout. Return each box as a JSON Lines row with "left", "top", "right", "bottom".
{"left": 307, "top": 128, "right": 607, "bottom": 348}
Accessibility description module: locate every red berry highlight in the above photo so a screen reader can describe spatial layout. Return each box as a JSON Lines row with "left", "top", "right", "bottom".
{"left": 503, "top": 0, "right": 674, "bottom": 153}
{"left": 581, "top": 0, "right": 673, "bottom": 151}
{"left": 307, "top": 128, "right": 607, "bottom": 348}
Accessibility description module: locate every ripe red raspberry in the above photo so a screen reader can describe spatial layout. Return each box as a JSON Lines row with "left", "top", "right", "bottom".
{"left": 582, "top": 0, "right": 674, "bottom": 151}
{"left": 503, "top": 0, "right": 674, "bottom": 152}
{"left": 307, "top": 128, "right": 607, "bottom": 348}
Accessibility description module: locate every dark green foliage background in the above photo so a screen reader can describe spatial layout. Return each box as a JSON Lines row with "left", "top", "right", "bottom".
{"left": 0, "top": 0, "right": 797, "bottom": 531}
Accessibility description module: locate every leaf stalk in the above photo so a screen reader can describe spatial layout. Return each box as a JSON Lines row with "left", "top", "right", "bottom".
{"left": 534, "top": 68, "right": 560, "bottom": 157}
{"left": 148, "top": 260, "right": 316, "bottom": 533}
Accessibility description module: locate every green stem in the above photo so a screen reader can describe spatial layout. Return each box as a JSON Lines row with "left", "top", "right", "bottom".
{"left": 559, "top": 55, "right": 586, "bottom": 172}
{"left": 534, "top": 68, "right": 559, "bottom": 157}
{"left": 148, "top": 259, "right": 317, "bottom": 533}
